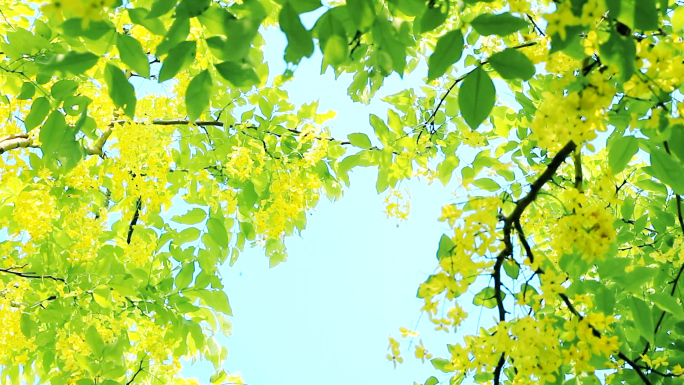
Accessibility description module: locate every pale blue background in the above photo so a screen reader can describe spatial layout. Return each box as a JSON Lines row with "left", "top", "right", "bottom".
{"left": 181, "top": 26, "right": 480, "bottom": 385}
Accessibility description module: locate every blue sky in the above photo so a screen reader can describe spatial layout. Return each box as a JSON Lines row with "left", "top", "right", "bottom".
{"left": 181, "top": 26, "right": 481, "bottom": 385}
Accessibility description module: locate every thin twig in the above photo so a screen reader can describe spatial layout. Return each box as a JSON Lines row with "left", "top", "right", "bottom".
{"left": 0, "top": 267, "right": 65, "bottom": 282}
{"left": 526, "top": 13, "right": 546, "bottom": 36}
{"left": 424, "top": 41, "right": 538, "bottom": 127}
{"left": 126, "top": 355, "right": 147, "bottom": 385}
{"left": 558, "top": 294, "right": 652, "bottom": 385}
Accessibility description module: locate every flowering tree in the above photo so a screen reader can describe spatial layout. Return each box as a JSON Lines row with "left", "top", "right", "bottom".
{"left": 0, "top": 0, "right": 682, "bottom": 384}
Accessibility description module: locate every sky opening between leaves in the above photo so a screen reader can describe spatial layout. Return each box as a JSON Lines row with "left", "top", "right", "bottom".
{"left": 177, "top": 24, "right": 481, "bottom": 385}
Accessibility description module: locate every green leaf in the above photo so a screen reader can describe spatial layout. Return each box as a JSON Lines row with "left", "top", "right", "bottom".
{"left": 372, "top": 18, "right": 410, "bottom": 74}
{"left": 116, "top": 33, "right": 150, "bottom": 78}
{"left": 176, "top": 0, "right": 211, "bottom": 18}
{"left": 348, "top": 133, "right": 372, "bottom": 149}
{"left": 648, "top": 147, "right": 684, "bottom": 194}
{"left": 215, "top": 61, "right": 260, "bottom": 88}
{"left": 17, "top": 82, "right": 35, "bottom": 100}
{"left": 104, "top": 63, "right": 136, "bottom": 118}
{"left": 420, "top": 6, "right": 448, "bottom": 33}
{"left": 503, "top": 259, "right": 519, "bottom": 279}
{"left": 43, "top": 51, "right": 99, "bottom": 76}
{"left": 210, "top": 369, "right": 228, "bottom": 385}
{"left": 321, "top": 34, "right": 348, "bottom": 71}
{"left": 473, "top": 287, "right": 500, "bottom": 308}
{"left": 198, "top": 5, "right": 235, "bottom": 35}
{"left": 487, "top": 48, "right": 535, "bottom": 80}
{"left": 431, "top": 358, "right": 451, "bottom": 373}
{"left": 670, "top": 126, "right": 684, "bottom": 163}
{"left": 63, "top": 95, "right": 92, "bottom": 117}
{"left": 185, "top": 69, "right": 213, "bottom": 121}
{"left": 39, "top": 111, "right": 82, "bottom": 169}
{"left": 128, "top": 8, "right": 166, "bottom": 35}
{"left": 458, "top": 67, "right": 496, "bottom": 129}
{"left": 147, "top": 0, "right": 177, "bottom": 18}
{"left": 470, "top": 13, "right": 529, "bottom": 36}
{"left": 436, "top": 234, "right": 455, "bottom": 260}
{"left": 207, "top": 217, "right": 229, "bottom": 248}
{"left": 223, "top": 15, "right": 260, "bottom": 62}
{"left": 336, "top": 154, "right": 360, "bottom": 185}
{"left": 608, "top": 136, "right": 638, "bottom": 174}
{"left": 177, "top": 227, "right": 201, "bottom": 244}
{"left": 346, "top": 0, "right": 375, "bottom": 30}
{"left": 388, "top": 0, "right": 424, "bottom": 16}
{"left": 92, "top": 286, "right": 112, "bottom": 308}
{"left": 437, "top": 156, "right": 459, "bottom": 185}
{"left": 314, "top": 10, "right": 347, "bottom": 46}
{"left": 600, "top": 30, "right": 636, "bottom": 83}
{"left": 651, "top": 293, "right": 684, "bottom": 319}
{"left": 473, "top": 178, "right": 499, "bottom": 191}
{"left": 629, "top": 297, "right": 654, "bottom": 344}
{"left": 156, "top": 17, "right": 191, "bottom": 56}
{"left": 175, "top": 262, "right": 195, "bottom": 290}
{"left": 289, "top": 0, "right": 322, "bottom": 14}
{"left": 370, "top": 114, "right": 390, "bottom": 145}
{"left": 20, "top": 313, "right": 38, "bottom": 338}
{"left": 428, "top": 29, "right": 464, "bottom": 81}
{"left": 424, "top": 377, "right": 439, "bottom": 385}
{"left": 280, "top": 2, "right": 314, "bottom": 64}
{"left": 673, "top": 6, "right": 684, "bottom": 31}
{"left": 25, "top": 97, "right": 50, "bottom": 131}
{"left": 51, "top": 79, "right": 79, "bottom": 101}
{"left": 61, "top": 18, "right": 114, "bottom": 40}
{"left": 618, "top": 0, "right": 658, "bottom": 31}
{"left": 172, "top": 208, "right": 207, "bottom": 224}
{"left": 200, "top": 289, "right": 233, "bottom": 315}
{"left": 158, "top": 40, "right": 197, "bottom": 82}
{"left": 85, "top": 325, "right": 106, "bottom": 358}
{"left": 75, "top": 115, "right": 98, "bottom": 139}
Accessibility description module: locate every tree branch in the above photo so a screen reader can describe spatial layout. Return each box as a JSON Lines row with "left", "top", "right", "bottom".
{"left": 0, "top": 127, "right": 112, "bottom": 158}
{"left": 515, "top": 208, "right": 653, "bottom": 385}
{"left": 126, "top": 355, "right": 147, "bottom": 385}
{"left": 491, "top": 141, "right": 577, "bottom": 385}
{"left": 111, "top": 119, "right": 353, "bottom": 145}
{"left": 573, "top": 148, "right": 583, "bottom": 192}
{"left": 558, "top": 294, "right": 653, "bottom": 385}
{"left": 635, "top": 144, "right": 684, "bottom": 361}
{"left": 0, "top": 266, "right": 65, "bottom": 282}
{"left": 127, "top": 197, "right": 142, "bottom": 245}
{"left": 424, "top": 41, "right": 538, "bottom": 127}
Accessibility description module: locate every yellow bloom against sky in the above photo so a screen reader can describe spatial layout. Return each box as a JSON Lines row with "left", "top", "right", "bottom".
{"left": 3, "top": 1, "right": 684, "bottom": 384}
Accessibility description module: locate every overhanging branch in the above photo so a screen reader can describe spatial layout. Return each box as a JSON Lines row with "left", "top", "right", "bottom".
{"left": 492, "top": 141, "right": 576, "bottom": 385}
{"left": 0, "top": 266, "right": 65, "bottom": 283}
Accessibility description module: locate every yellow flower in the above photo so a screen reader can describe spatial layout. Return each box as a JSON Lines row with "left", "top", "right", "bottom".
{"left": 399, "top": 327, "right": 419, "bottom": 338}
{"left": 415, "top": 340, "right": 433, "bottom": 363}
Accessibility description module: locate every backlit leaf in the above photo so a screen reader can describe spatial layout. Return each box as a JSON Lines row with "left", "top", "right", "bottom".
{"left": 608, "top": 136, "right": 638, "bottom": 174}
{"left": 185, "top": 70, "right": 213, "bottom": 121}
{"left": 471, "top": 13, "right": 529, "bottom": 36}
{"left": 428, "top": 29, "right": 464, "bottom": 81}
{"left": 487, "top": 48, "right": 535, "bottom": 80}
{"left": 348, "top": 133, "right": 372, "bottom": 149}
{"left": 158, "top": 40, "right": 197, "bottom": 82}
{"left": 117, "top": 33, "right": 150, "bottom": 78}
{"left": 104, "top": 63, "right": 136, "bottom": 118}
{"left": 172, "top": 208, "right": 207, "bottom": 225}
{"left": 458, "top": 67, "right": 496, "bottom": 129}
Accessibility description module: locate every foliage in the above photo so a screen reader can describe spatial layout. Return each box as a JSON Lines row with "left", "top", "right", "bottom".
{"left": 0, "top": 0, "right": 683, "bottom": 385}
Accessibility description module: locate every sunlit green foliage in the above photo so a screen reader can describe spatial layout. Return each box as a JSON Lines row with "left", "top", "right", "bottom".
{"left": 1, "top": 0, "right": 684, "bottom": 384}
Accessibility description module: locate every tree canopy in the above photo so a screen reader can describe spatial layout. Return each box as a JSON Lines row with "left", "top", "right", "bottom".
{"left": 0, "top": 0, "right": 683, "bottom": 384}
